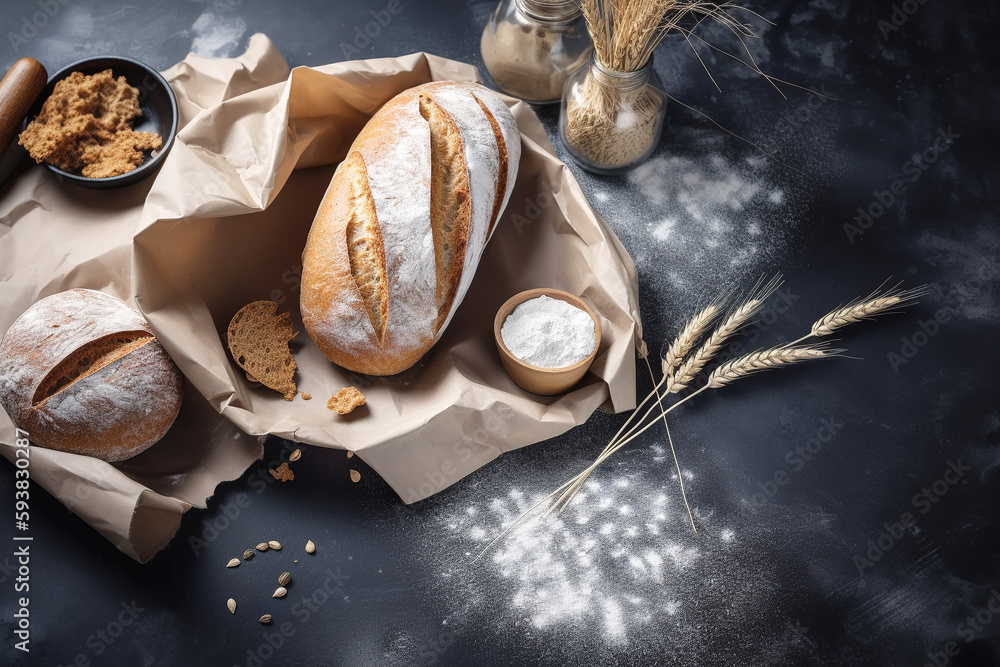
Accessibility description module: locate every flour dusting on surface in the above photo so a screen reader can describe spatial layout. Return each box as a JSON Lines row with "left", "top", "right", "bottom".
{"left": 621, "top": 153, "right": 793, "bottom": 313}
{"left": 190, "top": 11, "right": 248, "bottom": 58}
{"left": 435, "top": 452, "right": 706, "bottom": 642}
{"left": 407, "top": 438, "right": 841, "bottom": 665}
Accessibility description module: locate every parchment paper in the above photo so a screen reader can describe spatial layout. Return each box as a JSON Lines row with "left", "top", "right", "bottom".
{"left": 0, "top": 35, "right": 289, "bottom": 561}
{"left": 0, "top": 34, "right": 642, "bottom": 562}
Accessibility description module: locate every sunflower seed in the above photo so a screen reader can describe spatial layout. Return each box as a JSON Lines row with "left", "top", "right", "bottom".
{"left": 243, "top": 549, "right": 255, "bottom": 560}
{"left": 273, "top": 587, "right": 287, "bottom": 598}
{"left": 289, "top": 449, "right": 302, "bottom": 462}
{"left": 256, "top": 542, "right": 269, "bottom": 552}
{"left": 305, "top": 540, "right": 316, "bottom": 554}
{"left": 227, "top": 598, "right": 236, "bottom": 614}
{"left": 268, "top": 540, "right": 282, "bottom": 550}
{"left": 259, "top": 614, "right": 272, "bottom": 624}
{"left": 350, "top": 469, "right": 361, "bottom": 483}
{"left": 226, "top": 558, "right": 240, "bottom": 568}
{"left": 278, "top": 572, "right": 291, "bottom": 586}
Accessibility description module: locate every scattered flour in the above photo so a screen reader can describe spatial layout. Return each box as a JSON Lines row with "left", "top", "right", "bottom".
{"left": 614, "top": 152, "right": 794, "bottom": 314}
{"left": 429, "top": 442, "right": 721, "bottom": 645}
{"left": 417, "top": 441, "right": 843, "bottom": 665}
{"left": 190, "top": 11, "right": 247, "bottom": 58}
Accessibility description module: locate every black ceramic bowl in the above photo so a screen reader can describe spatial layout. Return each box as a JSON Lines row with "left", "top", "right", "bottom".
{"left": 22, "top": 56, "right": 178, "bottom": 189}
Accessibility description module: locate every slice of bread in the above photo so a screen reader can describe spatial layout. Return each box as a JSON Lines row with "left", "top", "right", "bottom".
{"left": 227, "top": 301, "right": 298, "bottom": 401}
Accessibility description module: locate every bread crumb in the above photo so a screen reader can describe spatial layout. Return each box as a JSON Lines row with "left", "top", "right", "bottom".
{"left": 269, "top": 462, "right": 294, "bottom": 482}
{"left": 300, "top": 392, "right": 312, "bottom": 400}
{"left": 19, "top": 69, "right": 162, "bottom": 178}
{"left": 327, "top": 387, "right": 365, "bottom": 415}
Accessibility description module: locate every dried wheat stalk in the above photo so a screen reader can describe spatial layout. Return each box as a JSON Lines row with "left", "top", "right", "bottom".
{"left": 803, "top": 284, "right": 931, "bottom": 340}
{"left": 665, "top": 276, "right": 781, "bottom": 394}
{"left": 661, "top": 303, "right": 721, "bottom": 379}
{"left": 546, "top": 342, "right": 839, "bottom": 515}
{"left": 706, "top": 344, "right": 841, "bottom": 389}
{"left": 654, "top": 299, "right": 723, "bottom": 532}
{"left": 579, "top": 0, "right": 757, "bottom": 73}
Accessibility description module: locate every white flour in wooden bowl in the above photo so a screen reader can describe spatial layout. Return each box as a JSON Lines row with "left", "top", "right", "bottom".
{"left": 500, "top": 295, "right": 596, "bottom": 368}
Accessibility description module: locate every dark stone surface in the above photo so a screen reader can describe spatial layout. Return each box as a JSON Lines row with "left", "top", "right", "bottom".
{"left": 1, "top": 0, "right": 998, "bottom": 665}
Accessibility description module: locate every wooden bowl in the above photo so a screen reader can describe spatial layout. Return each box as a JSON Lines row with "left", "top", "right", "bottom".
{"left": 494, "top": 288, "right": 602, "bottom": 396}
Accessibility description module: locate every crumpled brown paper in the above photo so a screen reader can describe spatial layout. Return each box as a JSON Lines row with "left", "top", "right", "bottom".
{"left": 0, "top": 34, "right": 642, "bottom": 562}
{"left": 0, "top": 36, "right": 287, "bottom": 562}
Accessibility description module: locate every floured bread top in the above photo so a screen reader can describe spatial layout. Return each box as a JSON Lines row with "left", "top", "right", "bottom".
{"left": 0, "top": 289, "right": 183, "bottom": 461}
{"left": 301, "top": 81, "right": 521, "bottom": 376}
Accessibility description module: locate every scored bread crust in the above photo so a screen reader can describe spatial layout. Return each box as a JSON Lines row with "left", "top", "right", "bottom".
{"left": 301, "top": 82, "right": 521, "bottom": 376}
{"left": 0, "top": 289, "right": 183, "bottom": 462}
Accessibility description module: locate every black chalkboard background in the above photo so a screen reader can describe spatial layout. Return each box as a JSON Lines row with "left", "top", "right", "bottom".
{"left": 1, "top": 1, "right": 998, "bottom": 665}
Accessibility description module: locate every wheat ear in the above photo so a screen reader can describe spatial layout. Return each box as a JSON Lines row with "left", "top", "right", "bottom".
{"left": 706, "top": 344, "right": 842, "bottom": 389}
{"left": 666, "top": 276, "right": 782, "bottom": 394}
{"left": 661, "top": 303, "right": 721, "bottom": 379}
{"left": 791, "top": 283, "right": 930, "bottom": 345}
{"left": 593, "top": 299, "right": 722, "bottom": 466}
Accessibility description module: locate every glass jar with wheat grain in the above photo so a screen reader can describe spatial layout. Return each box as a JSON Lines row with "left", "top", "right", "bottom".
{"left": 480, "top": 0, "right": 592, "bottom": 105}
{"left": 559, "top": 53, "right": 667, "bottom": 174}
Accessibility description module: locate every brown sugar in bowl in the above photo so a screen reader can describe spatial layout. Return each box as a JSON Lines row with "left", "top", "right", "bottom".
{"left": 20, "top": 56, "right": 178, "bottom": 188}
{"left": 494, "top": 288, "right": 602, "bottom": 396}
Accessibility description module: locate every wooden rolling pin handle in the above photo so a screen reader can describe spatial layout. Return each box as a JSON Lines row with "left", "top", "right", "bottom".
{"left": 0, "top": 58, "right": 48, "bottom": 156}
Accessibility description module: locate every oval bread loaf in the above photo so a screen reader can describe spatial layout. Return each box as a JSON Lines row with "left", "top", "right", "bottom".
{"left": 300, "top": 81, "right": 521, "bottom": 376}
{"left": 0, "top": 289, "right": 183, "bottom": 462}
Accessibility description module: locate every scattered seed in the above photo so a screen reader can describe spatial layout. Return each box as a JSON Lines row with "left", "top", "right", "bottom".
{"left": 227, "top": 598, "right": 237, "bottom": 614}
{"left": 243, "top": 549, "right": 255, "bottom": 560}
{"left": 350, "top": 469, "right": 361, "bottom": 483}
{"left": 278, "top": 572, "right": 291, "bottom": 586}
{"left": 293, "top": 560, "right": 299, "bottom": 564}
{"left": 226, "top": 558, "right": 241, "bottom": 568}
{"left": 256, "top": 542, "right": 269, "bottom": 552}
{"left": 268, "top": 540, "right": 282, "bottom": 550}
{"left": 305, "top": 540, "right": 316, "bottom": 554}
{"left": 259, "top": 614, "right": 272, "bottom": 624}
{"left": 347, "top": 451, "right": 354, "bottom": 458}
{"left": 273, "top": 587, "right": 287, "bottom": 598}
{"left": 289, "top": 449, "right": 302, "bottom": 462}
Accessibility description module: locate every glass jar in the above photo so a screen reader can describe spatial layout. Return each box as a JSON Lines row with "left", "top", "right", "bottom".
{"left": 480, "top": 0, "right": 592, "bottom": 105}
{"left": 559, "top": 54, "right": 668, "bottom": 175}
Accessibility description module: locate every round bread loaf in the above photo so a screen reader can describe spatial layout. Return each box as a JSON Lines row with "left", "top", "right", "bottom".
{"left": 0, "top": 289, "right": 183, "bottom": 461}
